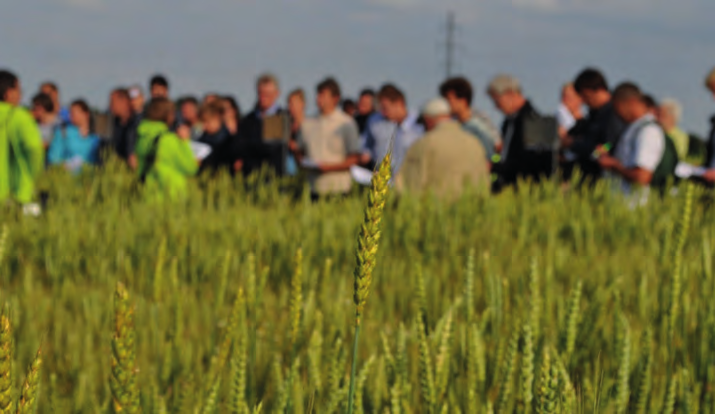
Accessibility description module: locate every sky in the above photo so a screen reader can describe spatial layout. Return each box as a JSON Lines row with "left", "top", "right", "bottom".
{"left": 2, "top": 0, "right": 715, "bottom": 133}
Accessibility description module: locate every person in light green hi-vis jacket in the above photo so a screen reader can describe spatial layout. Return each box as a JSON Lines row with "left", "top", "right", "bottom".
{"left": 135, "top": 98, "right": 198, "bottom": 202}
{"left": 0, "top": 70, "right": 45, "bottom": 205}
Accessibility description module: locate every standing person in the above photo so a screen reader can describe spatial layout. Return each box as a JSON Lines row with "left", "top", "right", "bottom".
{"left": 221, "top": 96, "right": 241, "bottom": 137}
{"left": 178, "top": 96, "right": 203, "bottom": 140}
{"left": 203, "top": 93, "right": 220, "bottom": 106}
{"left": 557, "top": 83, "right": 585, "bottom": 181}
{"left": 286, "top": 88, "right": 306, "bottom": 176}
{"left": 643, "top": 95, "right": 658, "bottom": 117}
{"left": 109, "top": 88, "right": 141, "bottom": 168}
{"left": 657, "top": 98, "right": 689, "bottom": 160}
{"left": 31, "top": 92, "right": 59, "bottom": 149}
{"left": 238, "top": 73, "right": 284, "bottom": 143}
{"left": 342, "top": 99, "right": 357, "bottom": 117}
{"left": 47, "top": 99, "right": 100, "bottom": 172}
{"left": 197, "top": 101, "right": 234, "bottom": 174}
{"left": 298, "top": 77, "right": 361, "bottom": 200}
{"left": 233, "top": 73, "right": 287, "bottom": 176}
{"left": 362, "top": 83, "right": 424, "bottom": 173}
{"left": 597, "top": 83, "right": 670, "bottom": 200}
{"left": 395, "top": 98, "right": 489, "bottom": 200}
{"left": 488, "top": 74, "right": 553, "bottom": 188}
{"left": 40, "top": 82, "right": 70, "bottom": 124}
{"left": 355, "top": 88, "right": 376, "bottom": 134}
{"left": 135, "top": 98, "right": 198, "bottom": 201}
{"left": 698, "top": 68, "right": 715, "bottom": 184}
{"left": 566, "top": 68, "right": 627, "bottom": 185}
{"left": 439, "top": 76, "right": 502, "bottom": 162}
{"left": 0, "top": 70, "right": 45, "bottom": 205}
{"left": 197, "top": 101, "right": 229, "bottom": 150}
{"left": 128, "top": 85, "right": 145, "bottom": 115}
{"left": 557, "top": 83, "right": 584, "bottom": 136}
{"left": 149, "top": 74, "right": 170, "bottom": 99}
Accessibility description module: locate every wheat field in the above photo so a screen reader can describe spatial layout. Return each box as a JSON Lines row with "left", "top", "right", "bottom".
{"left": 0, "top": 160, "right": 712, "bottom": 413}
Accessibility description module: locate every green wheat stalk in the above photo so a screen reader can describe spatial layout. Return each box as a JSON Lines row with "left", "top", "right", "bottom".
{"left": 560, "top": 280, "right": 582, "bottom": 362}
{"left": 661, "top": 372, "right": 677, "bottom": 414}
{"left": 668, "top": 182, "right": 693, "bottom": 352}
{"left": 0, "top": 225, "right": 8, "bottom": 268}
{"left": 633, "top": 328, "right": 652, "bottom": 414}
{"left": 347, "top": 152, "right": 392, "bottom": 414}
{"left": 110, "top": 282, "right": 140, "bottom": 414}
{"left": 16, "top": 347, "right": 41, "bottom": 414}
{"left": 464, "top": 249, "right": 475, "bottom": 324}
{"left": 519, "top": 322, "right": 534, "bottom": 413}
{"left": 417, "top": 316, "right": 436, "bottom": 413}
{"left": 290, "top": 248, "right": 303, "bottom": 350}
{"left": 0, "top": 311, "right": 12, "bottom": 414}
{"left": 496, "top": 323, "right": 519, "bottom": 413}
{"left": 615, "top": 314, "right": 631, "bottom": 414}
{"left": 536, "top": 347, "right": 558, "bottom": 414}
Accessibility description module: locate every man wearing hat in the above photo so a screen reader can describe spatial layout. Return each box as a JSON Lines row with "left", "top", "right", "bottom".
{"left": 394, "top": 98, "right": 489, "bottom": 199}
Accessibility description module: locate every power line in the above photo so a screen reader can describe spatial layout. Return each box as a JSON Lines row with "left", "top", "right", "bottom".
{"left": 445, "top": 11, "right": 456, "bottom": 79}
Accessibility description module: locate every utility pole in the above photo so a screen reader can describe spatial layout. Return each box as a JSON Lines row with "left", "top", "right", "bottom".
{"left": 445, "top": 11, "right": 456, "bottom": 79}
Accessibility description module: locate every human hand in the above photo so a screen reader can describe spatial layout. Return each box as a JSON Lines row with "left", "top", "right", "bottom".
{"left": 359, "top": 152, "right": 371, "bottom": 166}
{"left": 233, "top": 159, "right": 243, "bottom": 172}
{"left": 176, "top": 125, "right": 191, "bottom": 140}
{"left": 597, "top": 154, "right": 619, "bottom": 170}
{"left": 128, "top": 154, "right": 138, "bottom": 171}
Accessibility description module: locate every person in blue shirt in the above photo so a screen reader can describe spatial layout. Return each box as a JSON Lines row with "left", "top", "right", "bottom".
{"left": 361, "top": 84, "right": 424, "bottom": 174}
{"left": 47, "top": 99, "right": 100, "bottom": 173}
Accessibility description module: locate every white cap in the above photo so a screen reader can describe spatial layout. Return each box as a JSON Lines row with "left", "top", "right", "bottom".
{"left": 421, "top": 98, "right": 451, "bottom": 117}
{"left": 128, "top": 85, "right": 143, "bottom": 99}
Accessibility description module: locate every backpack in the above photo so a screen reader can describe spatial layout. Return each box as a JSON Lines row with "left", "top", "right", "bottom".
{"left": 629, "top": 121, "right": 679, "bottom": 191}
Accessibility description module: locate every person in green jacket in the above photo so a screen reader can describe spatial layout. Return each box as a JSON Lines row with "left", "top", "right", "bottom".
{"left": 0, "top": 70, "right": 45, "bottom": 205}
{"left": 135, "top": 98, "right": 198, "bottom": 201}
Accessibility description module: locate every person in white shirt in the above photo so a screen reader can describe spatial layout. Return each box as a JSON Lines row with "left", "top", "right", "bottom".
{"left": 597, "top": 82, "right": 665, "bottom": 196}
{"left": 557, "top": 82, "right": 583, "bottom": 136}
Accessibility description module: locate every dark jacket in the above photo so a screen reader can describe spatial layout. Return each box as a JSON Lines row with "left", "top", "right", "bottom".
{"left": 355, "top": 112, "right": 374, "bottom": 135}
{"left": 705, "top": 116, "right": 715, "bottom": 168}
{"left": 231, "top": 106, "right": 289, "bottom": 177}
{"left": 493, "top": 101, "right": 554, "bottom": 187}
{"left": 198, "top": 127, "right": 236, "bottom": 175}
{"left": 567, "top": 102, "right": 627, "bottom": 185}
{"left": 112, "top": 114, "right": 141, "bottom": 160}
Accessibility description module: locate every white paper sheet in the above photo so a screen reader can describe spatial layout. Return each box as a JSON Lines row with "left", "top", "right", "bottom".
{"left": 675, "top": 162, "right": 706, "bottom": 179}
{"left": 350, "top": 165, "right": 374, "bottom": 186}
{"left": 300, "top": 158, "right": 320, "bottom": 170}
{"left": 190, "top": 141, "right": 213, "bottom": 161}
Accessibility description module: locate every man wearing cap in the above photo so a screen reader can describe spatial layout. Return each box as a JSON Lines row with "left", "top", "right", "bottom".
{"left": 128, "top": 85, "right": 146, "bottom": 116}
{"left": 395, "top": 98, "right": 489, "bottom": 200}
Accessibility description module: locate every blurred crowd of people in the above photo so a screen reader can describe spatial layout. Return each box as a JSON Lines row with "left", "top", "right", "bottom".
{"left": 1, "top": 66, "right": 715, "bottom": 207}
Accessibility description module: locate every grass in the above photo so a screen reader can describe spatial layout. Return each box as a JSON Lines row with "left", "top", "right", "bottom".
{"left": 0, "top": 161, "right": 713, "bottom": 412}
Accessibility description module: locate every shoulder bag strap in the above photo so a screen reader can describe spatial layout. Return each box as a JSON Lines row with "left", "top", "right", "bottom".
{"left": 139, "top": 132, "right": 164, "bottom": 183}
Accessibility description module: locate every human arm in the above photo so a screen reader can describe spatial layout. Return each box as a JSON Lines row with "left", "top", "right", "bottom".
{"left": 317, "top": 154, "right": 360, "bottom": 173}
{"left": 317, "top": 120, "right": 361, "bottom": 173}
{"left": 47, "top": 127, "right": 65, "bottom": 165}
{"left": 597, "top": 155, "right": 654, "bottom": 185}
{"left": 598, "top": 125, "right": 664, "bottom": 186}
{"left": 169, "top": 134, "right": 200, "bottom": 176}
{"left": 17, "top": 111, "right": 45, "bottom": 176}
